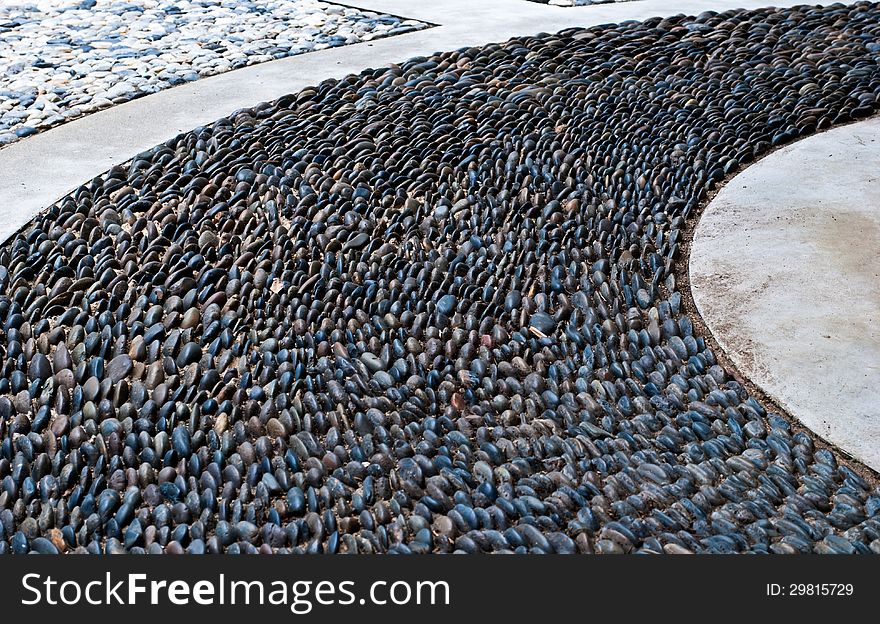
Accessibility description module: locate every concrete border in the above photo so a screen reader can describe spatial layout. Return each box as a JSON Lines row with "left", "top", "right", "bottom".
{"left": 0, "top": 0, "right": 822, "bottom": 242}
{"left": 689, "top": 117, "right": 880, "bottom": 472}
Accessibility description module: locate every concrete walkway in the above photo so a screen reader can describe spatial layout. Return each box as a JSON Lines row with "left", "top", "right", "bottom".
{"left": 690, "top": 118, "right": 880, "bottom": 471}
{"left": 0, "top": 0, "right": 818, "bottom": 242}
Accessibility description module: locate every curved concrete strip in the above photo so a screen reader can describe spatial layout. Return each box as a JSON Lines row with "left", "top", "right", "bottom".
{"left": 0, "top": 0, "right": 816, "bottom": 242}
{"left": 690, "top": 117, "right": 880, "bottom": 471}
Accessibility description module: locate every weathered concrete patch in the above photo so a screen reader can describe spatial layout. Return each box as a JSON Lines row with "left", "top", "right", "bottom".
{"left": 690, "top": 117, "right": 880, "bottom": 471}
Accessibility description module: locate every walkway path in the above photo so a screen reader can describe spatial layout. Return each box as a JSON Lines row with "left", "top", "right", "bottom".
{"left": 2, "top": 0, "right": 874, "bottom": 470}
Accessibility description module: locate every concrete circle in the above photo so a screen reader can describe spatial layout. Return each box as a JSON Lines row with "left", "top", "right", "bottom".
{"left": 690, "top": 117, "right": 880, "bottom": 472}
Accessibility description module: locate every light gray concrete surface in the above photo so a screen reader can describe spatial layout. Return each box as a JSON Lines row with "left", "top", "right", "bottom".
{"left": 690, "top": 118, "right": 880, "bottom": 471}
{"left": 0, "top": 0, "right": 821, "bottom": 242}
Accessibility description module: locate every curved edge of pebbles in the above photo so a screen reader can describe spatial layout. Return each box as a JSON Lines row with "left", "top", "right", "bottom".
{"left": 0, "top": 0, "right": 830, "bottom": 245}
{"left": 684, "top": 116, "right": 880, "bottom": 477}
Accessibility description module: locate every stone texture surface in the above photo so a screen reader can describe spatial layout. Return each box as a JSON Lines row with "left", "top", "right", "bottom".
{"left": 0, "top": 0, "right": 427, "bottom": 146}
{"left": 2, "top": 4, "right": 880, "bottom": 555}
